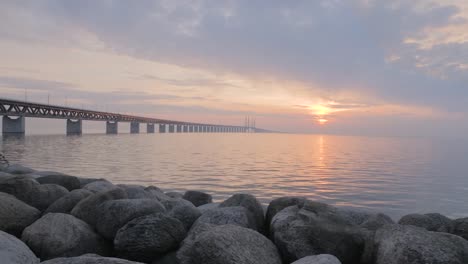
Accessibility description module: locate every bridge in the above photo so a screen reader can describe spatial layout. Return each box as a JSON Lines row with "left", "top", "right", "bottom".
{"left": 0, "top": 98, "right": 268, "bottom": 135}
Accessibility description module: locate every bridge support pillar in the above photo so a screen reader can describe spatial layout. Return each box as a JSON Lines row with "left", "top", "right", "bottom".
{"left": 189, "top": 126, "right": 194, "bottom": 132}
{"left": 66, "top": 119, "right": 82, "bottom": 135}
{"left": 202, "top": 126, "right": 207, "bottom": 133}
{"left": 194, "top": 126, "right": 199, "bottom": 133}
{"left": 183, "top": 125, "right": 188, "bottom": 133}
{"left": 159, "top": 124, "right": 166, "bottom": 133}
{"left": 106, "top": 121, "right": 118, "bottom": 134}
{"left": 2, "top": 116, "right": 25, "bottom": 135}
{"left": 147, "top": 123, "right": 155, "bottom": 133}
{"left": 176, "top": 125, "right": 182, "bottom": 133}
{"left": 168, "top": 125, "right": 175, "bottom": 133}
{"left": 130, "top": 122, "right": 140, "bottom": 134}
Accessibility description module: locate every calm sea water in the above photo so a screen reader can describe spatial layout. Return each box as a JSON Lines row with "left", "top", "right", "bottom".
{"left": 1, "top": 133, "right": 467, "bottom": 220}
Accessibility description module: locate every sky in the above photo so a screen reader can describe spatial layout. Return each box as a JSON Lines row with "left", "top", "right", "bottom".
{"left": 1, "top": 0, "right": 468, "bottom": 137}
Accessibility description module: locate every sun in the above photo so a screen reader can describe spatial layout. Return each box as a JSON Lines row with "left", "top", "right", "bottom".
{"left": 318, "top": 118, "right": 328, "bottom": 125}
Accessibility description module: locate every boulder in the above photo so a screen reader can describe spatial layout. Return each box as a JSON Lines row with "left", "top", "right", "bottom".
{"left": 32, "top": 184, "right": 70, "bottom": 211}
{"left": 21, "top": 213, "right": 109, "bottom": 260}
{"left": 193, "top": 206, "right": 257, "bottom": 230}
{"left": 291, "top": 254, "right": 342, "bottom": 264}
{"left": 177, "top": 224, "right": 281, "bottom": 264}
{"left": 182, "top": 190, "right": 212, "bottom": 207}
{"left": 161, "top": 198, "right": 201, "bottom": 230}
{"left": 453, "top": 217, "right": 468, "bottom": 240}
{"left": 114, "top": 213, "right": 187, "bottom": 262}
{"left": 166, "top": 191, "right": 183, "bottom": 199}
{"left": 117, "top": 184, "right": 157, "bottom": 199}
{"left": 0, "top": 192, "right": 41, "bottom": 236}
{"left": 197, "top": 203, "right": 219, "bottom": 214}
{"left": 364, "top": 224, "right": 468, "bottom": 264}
{"left": 83, "top": 180, "right": 116, "bottom": 193}
{"left": 270, "top": 205, "right": 365, "bottom": 264}
{"left": 398, "top": 213, "right": 454, "bottom": 232}
{"left": 3, "top": 164, "right": 35, "bottom": 174}
{"left": 152, "top": 251, "right": 179, "bottom": 264}
{"left": 45, "top": 189, "right": 93, "bottom": 214}
{"left": 36, "top": 174, "right": 81, "bottom": 191}
{"left": 359, "top": 213, "right": 394, "bottom": 231}
{"left": 40, "top": 256, "right": 144, "bottom": 264}
{"left": 96, "top": 199, "right": 166, "bottom": 240}
{"left": 266, "top": 196, "right": 307, "bottom": 225}
{"left": 77, "top": 177, "right": 105, "bottom": 188}
{"left": 220, "top": 193, "right": 265, "bottom": 233}
{"left": 71, "top": 188, "right": 127, "bottom": 227}
{"left": 0, "top": 230, "right": 39, "bottom": 264}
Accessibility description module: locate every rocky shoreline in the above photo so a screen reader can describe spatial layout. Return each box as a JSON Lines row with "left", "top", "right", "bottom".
{"left": 1, "top": 163, "right": 468, "bottom": 264}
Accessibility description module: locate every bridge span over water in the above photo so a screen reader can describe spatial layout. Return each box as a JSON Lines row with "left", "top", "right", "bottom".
{"left": 0, "top": 98, "right": 271, "bottom": 135}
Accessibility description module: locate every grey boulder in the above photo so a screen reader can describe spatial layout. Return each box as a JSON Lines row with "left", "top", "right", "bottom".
{"left": 398, "top": 213, "right": 453, "bottom": 232}
{"left": 2, "top": 164, "right": 35, "bottom": 174}
{"left": 166, "top": 191, "right": 183, "bottom": 199}
{"left": 182, "top": 190, "right": 212, "bottom": 206}
{"left": 193, "top": 206, "right": 257, "bottom": 230}
{"left": 177, "top": 224, "right": 281, "bottom": 264}
{"left": 83, "top": 180, "right": 116, "bottom": 193}
{"left": 96, "top": 199, "right": 166, "bottom": 240}
{"left": 364, "top": 224, "right": 468, "bottom": 264}
{"left": 36, "top": 174, "right": 81, "bottom": 191}
{"left": 161, "top": 198, "right": 201, "bottom": 230}
{"left": 71, "top": 188, "right": 127, "bottom": 227}
{"left": 359, "top": 213, "right": 394, "bottom": 231}
{"left": 197, "top": 203, "right": 219, "bottom": 214}
{"left": 291, "top": 254, "right": 342, "bottom": 264}
{"left": 453, "top": 217, "right": 468, "bottom": 240}
{"left": 117, "top": 184, "right": 161, "bottom": 199}
{"left": 21, "top": 213, "right": 109, "bottom": 260}
{"left": 0, "top": 230, "right": 39, "bottom": 264}
{"left": 114, "top": 213, "right": 187, "bottom": 262}
{"left": 0, "top": 192, "right": 41, "bottom": 236}
{"left": 220, "top": 193, "right": 265, "bottom": 233}
{"left": 44, "top": 189, "right": 93, "bottom": 214}
{"left": 266, "top": 196, "right": 307, "bottom": 226}
{"left": 40, "top": 256, "right": 144, "bottom": 264}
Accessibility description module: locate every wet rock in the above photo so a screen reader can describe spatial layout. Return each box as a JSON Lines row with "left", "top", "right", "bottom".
{"left": 114, "top": 213, "right": 187, "bottom": 262}
{"left": 197, "top": 202, "right": 219, "bottom": 214}
{"left": 0, "top": 192, "right": 41, "bottom": 237}
{"left": 182, "top": 190, "right": 212, "bottom": 207}
{"left": 177, "top": 224, "right": 281, "bottom": 264}
{"left": 22, "top": 213, "right": 109, "bottom": 260}
{"left": 40, "top": 256, "right": 144, "bottom": 264}
{"left": 398, "top": 213, "right": 454, "bottom": 232}
{"left": 0, "top": 230, "right": 39, "bottom": 264}
{"left": 453, "top": 217, "right": 468, "bottom": 240}
{"left": 360, "top": 213, "right": 394, "bottom": 231}
{"left": 166, "top": 191, "right": 183, "bottom": 199}
{"left": 364, "top": 224, "right": 468, "bottom": 264}
{"left": 220, "top": 193, "right": 266, "bottom": 233}
{"left": 193, "top": 206, "right": 257, "bottom": 230}
{"left": 162, "top": 198, "right": 201, "bottom": 230}
{"left": 3, "top": 164, "right": 35, "bottom": 174}
{"left": 45, "top": 189, "right": 93, "bottom": 214}
{"left": 270, "top": 205, "right": 365, "bottom": 264}
{"left": 77, "top": 177, "right": 105, "bottom": 188}
{"left": 152, "top": 251, "right": 179, "bottom": 264}
{"left": 291, "top": 254, "right": 342, "bottom": 264}
{"left": 96, "top": 199, "right": 166, "bottom": 240}
{"left": 266, "top": 196, "right": 307, "bottom": 225}
{"left": 83, "top": 179, "right": 116, "bottom": 193}
{"left": 37, "top": 174, "right": 81, "bottom": 191}
{"left": 117, "top": 184, "right": 156, "bottom": 199}
{"left": 71, "top": 188, "right": 127, "bottom": 227}
{"left": 32, "top": 184, "right": 70, "bottom": 211}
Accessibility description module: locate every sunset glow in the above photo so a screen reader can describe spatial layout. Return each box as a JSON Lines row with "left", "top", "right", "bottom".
{"left": 318, "top": 118, "right": 329, "bottom": 125}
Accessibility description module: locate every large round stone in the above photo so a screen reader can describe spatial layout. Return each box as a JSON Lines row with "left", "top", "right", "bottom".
{"left": 83, "top": 180, "right": 116, "bottom": 193}
{"left": 161, "top": 198, "right": 201, "bottom": 230}
{"left": 291, "top": 254, "right": 342, "bottom": 264}
{"left": 177, "top": 224, "right": 282, "bottom": 264}
{"left": 21, "top": 213, "right": 109, "bottom": 260}
{"left": 45, "top": 189, "right": 93, "bottom": 214}
{"left": 40, "top": 255, "right": 144, "bottom": 264}
{"left": 266, "top": 197, "right": 307, "bottom": 226}
{"left": 114, "top": 213, "right": 187, "bottom": 262}
{"left": 0, "top": 192, "right": 41, "bottom": 237}
{"left": 96, "top": 199, "right": 166, "bottom": 240}
{"left": 36, "top": 174, "right": 81, "bottom": 191}
{"left": 453, "top": 217, "right": 468, "bottom": 240}
{"left": 182, "top": 191, "right": 212, "bottom": 207}
{"left": 399, "top": 213, "right": 453, "bottom": 232}
{"left": 0, "top": 230, "right": 39, "bottom": 264}
{"left": 194, "top": 206, "right": 257, "bottom": 230}
{"left": 220, "top": 193, "right": 265, "bottom": 233}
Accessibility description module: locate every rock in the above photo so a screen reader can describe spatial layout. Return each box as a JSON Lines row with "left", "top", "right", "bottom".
{"left": 220, "top": 193, "right": 266, "bottom": 233}
{"left": 359, "top": 213, "right": 394, "bottom": 231}
{"left": 21, "top": 213, "right": 109, "bottom": 260}
{"left": 193, "top": 206, "right": 257, "bottom": 230}
{"left": 398, "top": 213, "right": 453, "bottom": 232}
{"left": 177, "top": 224, "right": 282, "bottom": 264}
{"left": 96, "top": 199, "right": 166, "bottom": 240}
{"left": 41, "top": 256, "right": 144, "bottom": 264}
{"left": 166, "top": 191, "right": 183, "bottom": 199}
{"left": 36, "top": 174, "right": 81, "bottom": 191}
{"left": 114, "top": 213, "right": 187, "bottom": 262}
{"left": 83, "top": 180, "right": 116, "bottom": 193}
{"left": 117, "top": 184, "right": 157, "bottom": 199}
{"left": 162, "top": 198, "right": 201, "bottom": 230}
{"left": 0, "top": 192, "right": 41, "bottom": 236}
{"left": 77, "top": 177, "right": 105, "bottom": 188}
{"left": 45, "top": 189, "right": 93, "bottom": 214}
{"left": 71, "top": 188, "right": 127, "bottom": 227}
{"left": 364, "top": 224, "right": 468, "bottom": 264}
{"left": 3, "top": 164, "right": 35, "bottom": 174}
{"left": 0, "top": 230, "right": 39, "bottom": 264}
{"left": 291, "top": 254, "right": 342, "bottom": 264}
{"left": 152, "top": 251, "right": 179, "bottom": 264}
{"left": 270, "top": 205, "right": 365, "bottom": 264}
{"left": 0, "top": 176, "right": 69, "bottom": 210}
{"left": 453, "top": 217, "right": 468, "bottom": 240}
{"left": 182, "top": 190, "right": 212, "bottom": 207}
{"left": 197, "top": 203, "right": 219, "bottom": 214}
{"left": 266, "top": 197, "right": 307, "bottom": 226}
